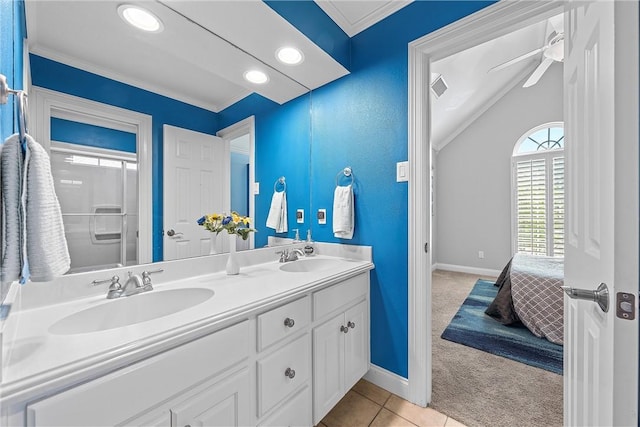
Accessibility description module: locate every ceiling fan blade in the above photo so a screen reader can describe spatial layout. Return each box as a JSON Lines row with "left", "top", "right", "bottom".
{"left": 523, "top": 57, "right": 554, "bottom": 87}
{"left": 489, "top": 47, "right": 544, "bottom": 73}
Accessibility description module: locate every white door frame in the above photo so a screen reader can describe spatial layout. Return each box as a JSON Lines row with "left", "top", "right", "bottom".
{"left": 408, "top": 1, "right": 566, "bottom": 406}
{"left": 216, "top": 116, "right": 256, "bottom": 250}
{"left": 29, "top": 86, "right": 153, "bottom": 265}
{"left": 408, "top": 1, "right": 639, "bottom": 418}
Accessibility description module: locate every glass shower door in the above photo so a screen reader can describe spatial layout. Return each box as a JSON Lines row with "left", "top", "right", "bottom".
{"left": 50, "top": 147, "right": 137, "bottom": 273}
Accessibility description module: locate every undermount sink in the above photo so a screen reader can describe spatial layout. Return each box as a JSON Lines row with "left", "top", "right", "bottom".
{"left": 279, "top": 258, "right": 337, "bottom": 273}
{"left": 49, "top": 288, "right": 215, "bottom": 335}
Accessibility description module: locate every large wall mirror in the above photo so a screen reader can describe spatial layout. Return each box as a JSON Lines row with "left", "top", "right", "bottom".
{"left": 24, "top": 1, "right": 337, "bottom": 275}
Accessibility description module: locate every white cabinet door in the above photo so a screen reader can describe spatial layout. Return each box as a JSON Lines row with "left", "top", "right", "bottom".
{"left": 258, "top": 385, "right": 311, "bottom": 427}
{"left": 344, "top": 300, "right": 369, "bottom": 391}
{"left": 313, "top": 313, "right": 344, "bottom": 424}
{"left": 171, "top": 369, "right": 250, "bottom": 427}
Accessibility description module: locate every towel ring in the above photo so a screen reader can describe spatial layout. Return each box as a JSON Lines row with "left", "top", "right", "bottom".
{"left": 274, "top": 176, "right": 286, "bottom": 192}
{"left": 335, "top": 167, "right": 354, "bottom": 187}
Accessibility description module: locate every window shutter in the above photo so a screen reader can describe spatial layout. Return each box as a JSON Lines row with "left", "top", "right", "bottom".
{"left": 552, "top": 156, "right": 565, "bottom": 256}
{"left": 516, "top": 158, "right": 547, "bottom": 255}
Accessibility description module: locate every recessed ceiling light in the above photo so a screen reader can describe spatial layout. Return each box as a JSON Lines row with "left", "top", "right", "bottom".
{"left": 244, "top": 70, "right": 269, "bottom": 84}
{"left": 276, "top": 47, "right": 304, "bottom": 65}
{"left": 118, "top": 4, "right": 164, "bottom": 33}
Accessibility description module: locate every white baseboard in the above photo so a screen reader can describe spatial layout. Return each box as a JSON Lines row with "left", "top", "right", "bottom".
{"left": 364, "top": 364, "right": 409, "bottom": 401}
{"left": 433, "top": 262, "right": 501, "bottom": 278}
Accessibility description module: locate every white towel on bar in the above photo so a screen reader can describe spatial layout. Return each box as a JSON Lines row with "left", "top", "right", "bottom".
{"left": 333, "top": 185, "right": 354, "bottom": 239}
{"left": 266, "top": 190, "right": 288, "bottom": 233}
{"left": 23, "top": 134, "right": 70, "bottom": 281}
{"left": 1, "top": 134, "right": 24, "bottom": 285}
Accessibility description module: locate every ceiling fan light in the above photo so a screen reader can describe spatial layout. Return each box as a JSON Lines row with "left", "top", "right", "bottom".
{"left": 118, "top": 5, "right": 164, "bottom": 33}
{"left": 276, "top": 47, "right": 304, "bottom": 65}
{"left": 244, "top": 70, "right": 269, "bottom": 84}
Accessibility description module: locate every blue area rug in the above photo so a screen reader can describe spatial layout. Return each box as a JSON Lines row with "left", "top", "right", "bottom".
{"left": 441, "top": 279, "right": 563, "bottom": 375}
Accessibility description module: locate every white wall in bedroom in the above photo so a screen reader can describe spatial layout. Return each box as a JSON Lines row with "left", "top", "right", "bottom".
{"left": 434, "top": 63, "right": 563, "bottom": 273}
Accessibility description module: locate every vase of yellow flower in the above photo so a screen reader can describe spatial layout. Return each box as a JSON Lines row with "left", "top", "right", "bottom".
{"left": 197, "top": 211, "right": 256, "bottom": 275}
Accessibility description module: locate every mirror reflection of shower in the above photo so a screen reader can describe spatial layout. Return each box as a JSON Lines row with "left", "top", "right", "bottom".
{"left": 51, "top": 138, "right": 138, "bottom": 274}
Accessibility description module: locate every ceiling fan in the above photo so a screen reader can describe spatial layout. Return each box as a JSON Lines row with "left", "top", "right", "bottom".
{"left": 489, "top": 16, "right": 564, "bottom": 88}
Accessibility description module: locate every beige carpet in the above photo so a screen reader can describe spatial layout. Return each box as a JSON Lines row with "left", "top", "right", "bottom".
{"left": 429, "top": 270, "right": 563, "bottom": 427}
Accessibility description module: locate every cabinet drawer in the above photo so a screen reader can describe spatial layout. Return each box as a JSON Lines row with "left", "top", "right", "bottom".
{"left": 313, "top": 273, "right": 368, "bottom": 320}
{"left": 257, "top": 296, "right": 310, "bottom": 351}
{"left": 257, "top": 333, "right": 310, "bottom": 417}
{"left": 27, "top": 321, "right": 249, "bottom": 427}
{"left": 258, "top": 384, "right": 311, "bottom": 427}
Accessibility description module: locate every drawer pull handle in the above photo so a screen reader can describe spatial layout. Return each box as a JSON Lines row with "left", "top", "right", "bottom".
{"left": 285, "top": 367, "right": 296, "bottom": 379}
{"left": 340, "top": 325, "right": 349, "bottom": 334}
{"left": 348, "top": 321, "right": 356, "bottom": 329}
{"left": 284, "top": 317, "right": 295, "bottom": 328}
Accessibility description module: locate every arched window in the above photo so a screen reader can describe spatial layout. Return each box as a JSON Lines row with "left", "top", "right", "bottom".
{"left": 512, "top": 123, "right": 564, "bottom": 257}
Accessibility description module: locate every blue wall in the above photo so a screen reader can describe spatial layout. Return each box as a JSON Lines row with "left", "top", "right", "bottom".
{"left": 230, "top": 152, "right": 250, "bottom": 216}
{"left": 30, "top": 55, "right": 220, "bottom": 261}
{"left": 23, "top": 1, "right": 496, "bottom": 379}
{"left": 0, "top": 0, "right": 25, "bottom": 141}
{"left": 264, "top": 0, "right": 494, "bottom": 377}
{"left": 51, "top": 118, "right": 137, "bottom": 153}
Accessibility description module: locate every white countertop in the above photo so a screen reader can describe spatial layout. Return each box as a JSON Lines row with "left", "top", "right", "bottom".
{"left": 0, "top": 249, "right": 373, "bottom": 406}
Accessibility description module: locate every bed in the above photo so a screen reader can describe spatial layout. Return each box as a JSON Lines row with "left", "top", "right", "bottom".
{"left": 485, "top": 253, "right": 564, "bottom": 345}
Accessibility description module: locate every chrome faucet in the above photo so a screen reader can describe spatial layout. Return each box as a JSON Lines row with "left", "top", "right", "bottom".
{"left": 277, "top": 248, "right": 305, "bottom": 263}
{"left": 95, "top": 269, "right": 163, "bottom": 299}
{"left": 122, "top": 272, "right": 145, "bottom": 296}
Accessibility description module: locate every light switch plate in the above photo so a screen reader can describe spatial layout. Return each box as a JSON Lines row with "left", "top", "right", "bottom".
{"left": 317, "top": 209, "right": 327, "bottom": 225}
{"left": 296, "top": 209, "right": 304, "bottom": 224}
{"left": 253, "top": 182, "right": 260, "bottom": 195}
{"left": 396, "top": 161, "right": 409, "bottom": 182}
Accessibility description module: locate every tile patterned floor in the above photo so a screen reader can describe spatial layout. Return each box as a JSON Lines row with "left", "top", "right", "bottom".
{"left": 319, "top": 379, "right": 467, "bottom": 427}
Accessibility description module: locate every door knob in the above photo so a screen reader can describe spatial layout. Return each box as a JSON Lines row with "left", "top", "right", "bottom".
{"left": 561, "top": 282, "right": 609, "bottom": 313}
{"left": 166, "top": 229, "right": 183, "bottom": 237}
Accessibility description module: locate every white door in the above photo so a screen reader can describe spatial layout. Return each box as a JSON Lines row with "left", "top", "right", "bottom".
{"left": 163, "top": 125, "right": 229, "bottom": 260}
{"left": 563, "top": 1, "right": 638, "bottom": 425}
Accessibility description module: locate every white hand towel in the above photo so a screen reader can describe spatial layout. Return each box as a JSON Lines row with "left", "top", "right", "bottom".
{"left": 0, "top": 134, "right": 24, "bottom": 285}
{"left": 23, "top": 135, "right": 70, "bottom": 281}
{"left": 333, "top": 185, "right": 354, "bottom": 239}
{"left": 266, "top": 190, "right": 288, "bottom": 233}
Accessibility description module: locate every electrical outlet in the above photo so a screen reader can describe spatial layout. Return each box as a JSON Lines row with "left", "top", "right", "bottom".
{"left": 317, "top": 209, "right": 327, "bottom": 225}
{"left": 296, "top": 209, "right": 304, "bottom": 224}
{"left": 478, "top": 251, "right": 485, "bottom": 259}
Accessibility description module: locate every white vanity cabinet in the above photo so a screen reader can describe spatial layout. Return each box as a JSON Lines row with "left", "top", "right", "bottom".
{"left": 25, "top": 321, "right": 251, "bottom": 427}
{"left": 10, "top": 265, "right": 372, "bottom": 427}
{"left": 312, "top": 274, "right": 370, "bottom": 425}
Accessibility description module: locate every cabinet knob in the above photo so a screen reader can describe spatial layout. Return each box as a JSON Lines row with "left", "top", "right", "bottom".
{"left": 348, "top": 321, "right": 356, "bottom": 329}
{"left": 284, "top": 317, "right": 295, "bottom": 328}
{"left": 340, "top": 325, "right": 349, "bottom": 334}
{"left": 284, "top": 367, "right": 296, "bottom": 379}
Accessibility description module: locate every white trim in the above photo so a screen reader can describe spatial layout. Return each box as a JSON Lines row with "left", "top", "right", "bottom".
{"left": 363, "top": 364, "right": 409, "bottom": 401}
{"left": 433, "top": 263, "right": 501, "bottom": 279}
{"left": 217, "top": 116, "right": 256, "bottom": 250}
{"left": 29, "top": 86, "right": 153, "bottom": 265}
{"left": 407, "top": 0, "right": 564, "bottom": 407}
{"left": 314, "top": 0, "right": 412, "bottom": 37}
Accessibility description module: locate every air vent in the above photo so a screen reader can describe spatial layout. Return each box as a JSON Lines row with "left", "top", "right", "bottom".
{"left": 430, "top": 75, "right": 448, "bottom": 99}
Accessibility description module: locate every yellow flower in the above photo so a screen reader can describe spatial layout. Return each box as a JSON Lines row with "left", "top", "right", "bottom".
{"left": 232, "top": 212, "right": 240, "bottom": 223}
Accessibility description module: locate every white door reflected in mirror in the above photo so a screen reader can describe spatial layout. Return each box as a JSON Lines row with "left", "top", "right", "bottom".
{"left": 163, "top": 125, "right": 229, "bottom": 261}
